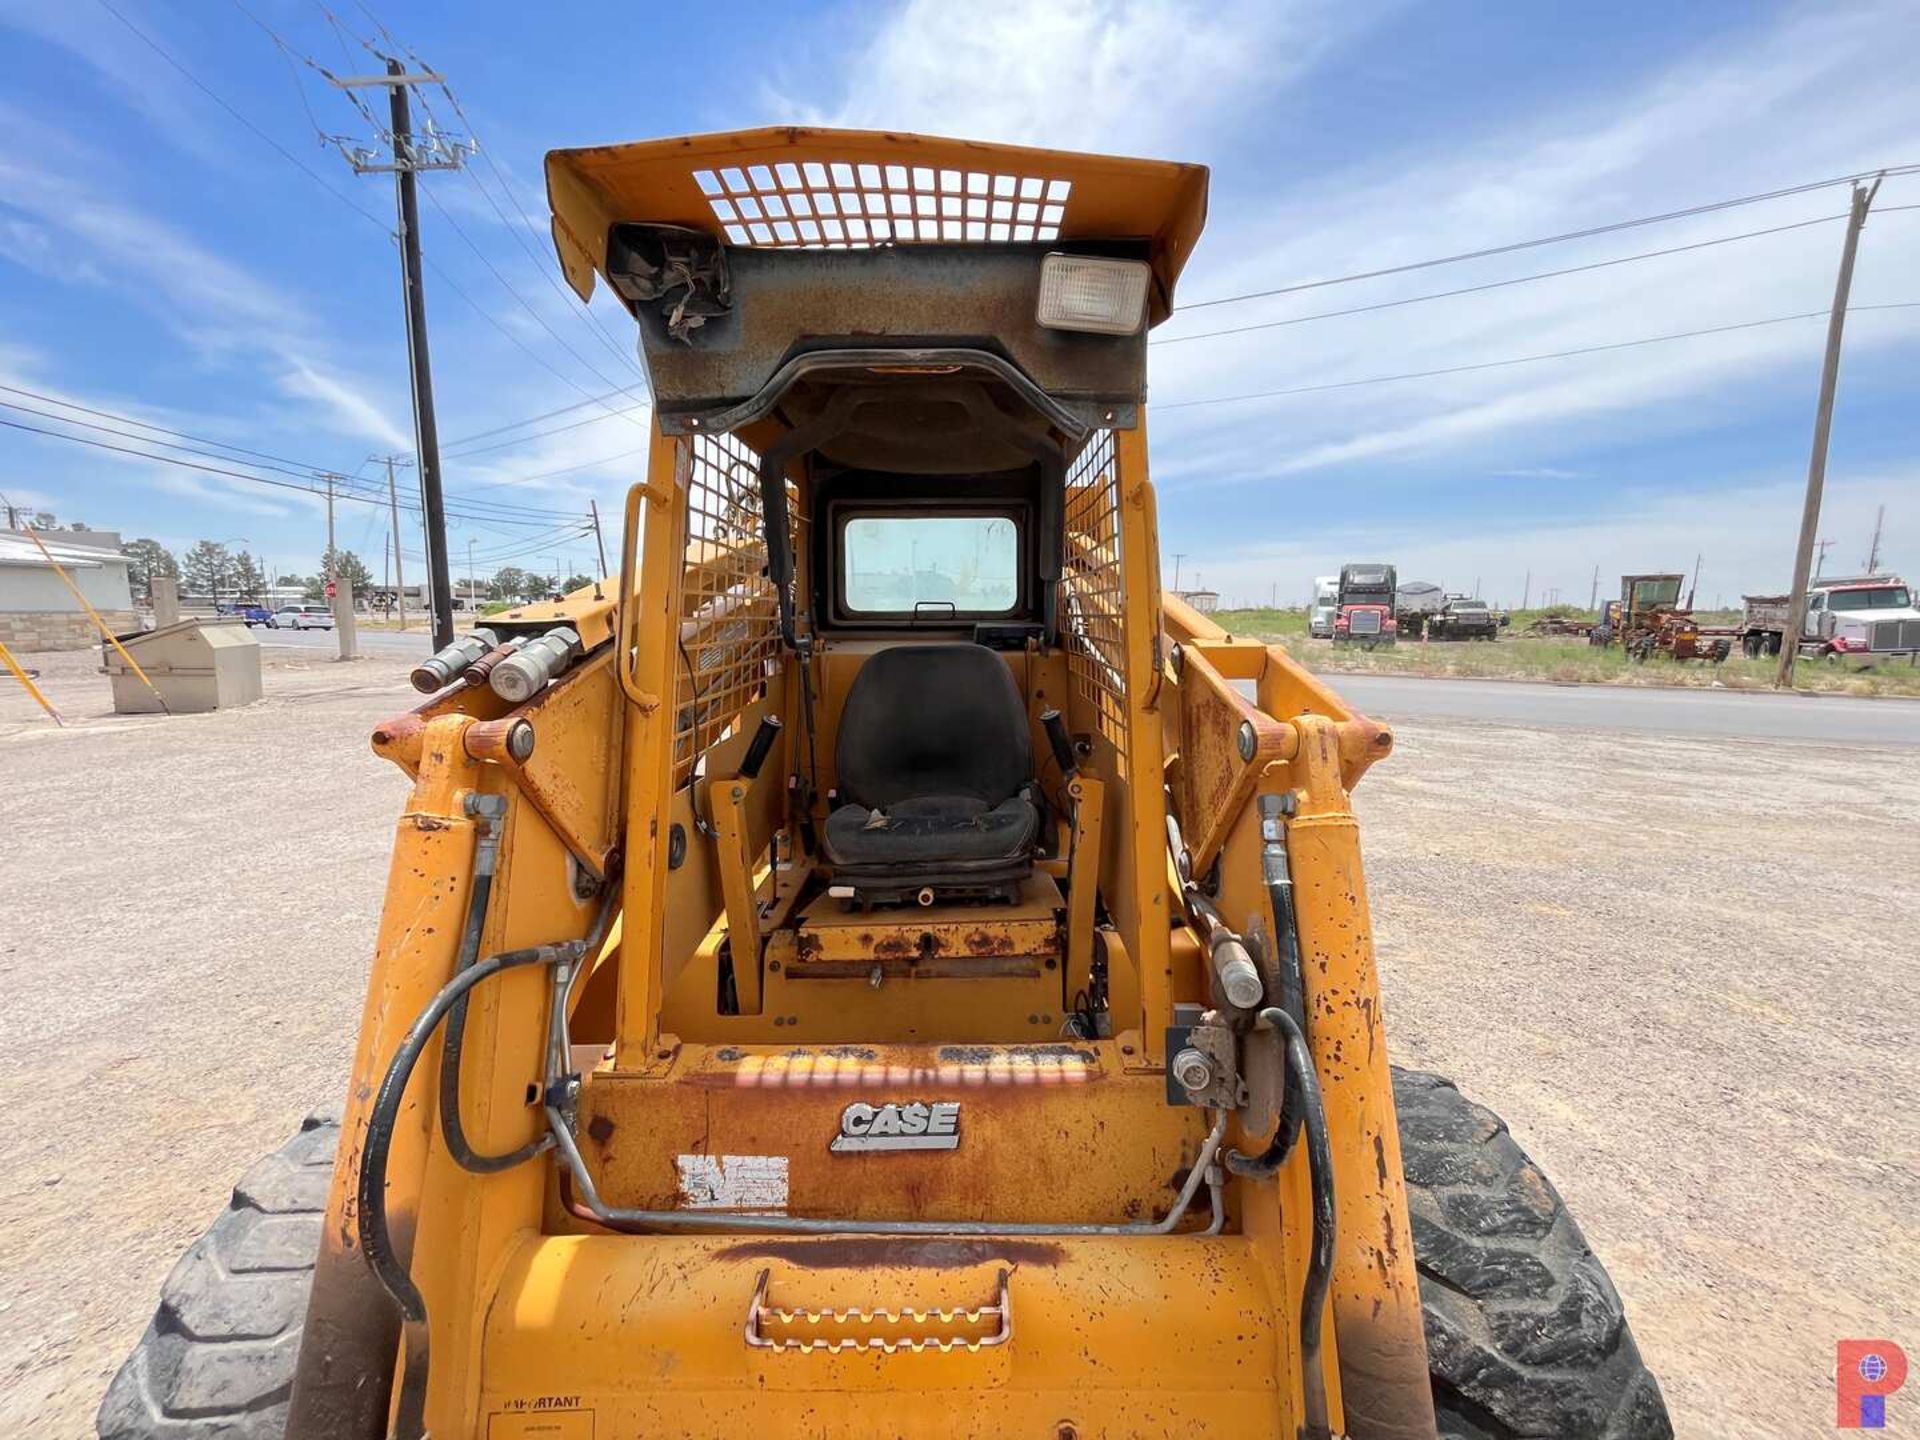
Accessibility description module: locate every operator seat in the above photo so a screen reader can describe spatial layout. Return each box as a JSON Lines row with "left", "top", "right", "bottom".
{"left": 823, "top": 644, "right": 1040, "bottom": 902}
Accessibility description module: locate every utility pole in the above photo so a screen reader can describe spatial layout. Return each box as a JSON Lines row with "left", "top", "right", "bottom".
{"left": 385, "top": 456, "right": 409, "bottom": 631}
{"left": 1521, "top": 570, "right": 1531, "bottom": 610}
{"left": 1589, "top": 565, "right": 1600, "bottom": 614}
{"left": 323, "top": 475, "right": 337, "bottom": 580}
{"left": 1172, "top": 553, "right": 1186, "bottom": 592}
{"left": 1815, "top": 538, "right": 1834, "bottom": 578}
{"left": 1688, "top": 552, "right": 1703, "bottom": 609}
{"left": 1778, "top": 175, "right": 1882, "bottom": 689}
{"left": 1865, "top": 504, "right": 1885, "bottom": 573}
{"left": 588, "top": 499, "right": 609, "bottom": 580}
{"left": 329, "top": 59, "right": 466, "bottom": 649}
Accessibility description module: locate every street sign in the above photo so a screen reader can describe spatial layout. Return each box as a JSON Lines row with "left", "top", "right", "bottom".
{"left": 324, "top": 579, "right": 338, "bottom": 599}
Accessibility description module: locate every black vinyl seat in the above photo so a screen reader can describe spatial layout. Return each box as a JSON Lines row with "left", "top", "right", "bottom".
{"left": 823, "top": 645, "right": 1039, "bottom": 897}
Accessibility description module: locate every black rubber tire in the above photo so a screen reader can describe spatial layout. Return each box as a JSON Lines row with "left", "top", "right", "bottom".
{"left": 97, "top": 1114, "right": 338, "bottom": 1440}
{"left": 1394, "top": 1069, "right": 1672, "bottom": 1439}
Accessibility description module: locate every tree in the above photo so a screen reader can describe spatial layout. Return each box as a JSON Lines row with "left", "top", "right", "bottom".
{"left": 233, "top": 550, "right": 267, "bottom": 602}
{"left": 120, "top": 538, "right": 180, "bottom": 602}
{"left": 182, "top": 540, "right": 236, "bottom": 603}
{"left": 561, "top": 573, "right": 596, "bottom": 593}
{"left": 321, "top": 547, "right": 374, "bottom": 595}
{"left": 490, "top": 565, "right": 533, "bottom": 600}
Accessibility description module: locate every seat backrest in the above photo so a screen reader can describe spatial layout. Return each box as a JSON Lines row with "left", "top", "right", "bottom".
{"left": 835, "top": 645, "right": 1032, "bottom": 809}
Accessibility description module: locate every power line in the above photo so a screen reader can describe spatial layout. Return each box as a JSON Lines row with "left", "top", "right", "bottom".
{"left": 1178, "top": 164, "right": 1919, "bottom": 311}
{"left": 417, "top": 185, "right": 653, "bottom": 424}
{"left": 444, "top": 400, "right": 651, "bottom": 458}
{"left": 117, "top": 0, "right": 653, "bottom": 465}
{"left": 0, "top": 384, "right": 579, "bottom": 520}
{"left": 460, "top": 443, "right": 652, "bottom": 492}
{"left": 442, "top": 388, "right": 643, "bottom": 448}
{"left": 427, "top": 80, "right": 649, "bottom": 381}
{"left": 0, "top": 414, "right": 577, "bottom": 528}
{"left": 1155, "top": 301, "right": 1920, "bottom": 412}
{"left": 1152, "top": 211, "right": 1868, "bottom": 347}
{"left": 280, "top": 1, "right": 651, "bottom": 418}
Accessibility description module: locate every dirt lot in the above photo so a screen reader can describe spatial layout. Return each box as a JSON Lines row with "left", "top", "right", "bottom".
{"left": 2, "top": 648, "right": 1914, "bottom": 1437}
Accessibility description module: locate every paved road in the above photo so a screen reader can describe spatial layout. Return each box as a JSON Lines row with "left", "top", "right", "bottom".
{"left": 269, "top": 632, "right": 1917, "bottom": 744}
{"left": 1322, "top": 673, "right": 1920, "bottom": 746}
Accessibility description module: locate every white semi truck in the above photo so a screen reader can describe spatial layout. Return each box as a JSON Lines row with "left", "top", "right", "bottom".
{"left": 1741, "top": 575, "right": 1919, "bottom": 665}
{"left": 1309, "top": 574, "right": 1339, "bottom": 638}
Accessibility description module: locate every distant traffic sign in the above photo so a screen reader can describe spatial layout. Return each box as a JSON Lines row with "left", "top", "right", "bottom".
{"left": 324, "top": 580, "right": 338, "bottom": 599}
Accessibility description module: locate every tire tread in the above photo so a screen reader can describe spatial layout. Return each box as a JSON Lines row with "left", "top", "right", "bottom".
{"left": 96, "top": 1114, "right": 338, "bottom": 1440}
{"left": 1394, "top": 1069, "right": 1672, "bottom": 1439}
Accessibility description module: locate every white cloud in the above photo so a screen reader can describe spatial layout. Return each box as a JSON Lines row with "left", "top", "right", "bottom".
{"left": 0, "top": 102, "right": 413, "bottom": 461}
{"left": 277, "top": 359, "right": 413, "bottom": 454}
{"left": 1146, "top": 1, "right": 1920, "bottom": 485}
{"left": 777, "top": 0, "right": 1367, "bottom": 155}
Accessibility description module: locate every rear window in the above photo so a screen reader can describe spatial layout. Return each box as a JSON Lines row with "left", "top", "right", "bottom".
{"left": 841, "top": 514, "right": 1020, "bottom": 616}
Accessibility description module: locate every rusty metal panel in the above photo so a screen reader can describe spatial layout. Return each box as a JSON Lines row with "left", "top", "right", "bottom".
{"left": 1171, "top": 645, "right": 1293, "bottom": 877}
{"left": 578, "top": 1042, "right": 1209, "bottom": 1225}
{"left": 480, "top": 1233, "right": 1286, "bottom": 1435}
{"left": 630, "top": 247, "right": 1147, "bottom": 427}
{"left": 794, "top": 873, "right": 1063, "bottom": 970}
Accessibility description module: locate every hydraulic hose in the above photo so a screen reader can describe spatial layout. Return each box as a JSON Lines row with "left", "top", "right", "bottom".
{"left": 1260, "top": 792, "right": 1309, "bottom": 1154}
{"left": 438, "top": 813, "right": 553, "bottom": 1175}
{"left": 1227, "top": 1005, "right": 1336, "bottom": 1439}
{"left": 358, "top": 941, "right": 583, "bottom": 1440}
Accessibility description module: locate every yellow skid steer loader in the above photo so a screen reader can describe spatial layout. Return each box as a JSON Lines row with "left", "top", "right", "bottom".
{"left": 103, "top": 127, "right": 1669, "bottom": 1440}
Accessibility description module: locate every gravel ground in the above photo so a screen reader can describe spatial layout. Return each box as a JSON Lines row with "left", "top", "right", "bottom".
{"left": 1, "top": 650, "right": 1913, "bottom": 1437}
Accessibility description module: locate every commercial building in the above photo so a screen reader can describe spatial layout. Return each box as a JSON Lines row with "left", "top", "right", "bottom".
{"left": 0, "top": 528, "right": 136, "bottom": 651}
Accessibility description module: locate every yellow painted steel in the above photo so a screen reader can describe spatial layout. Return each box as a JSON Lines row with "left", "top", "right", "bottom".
{"left": 300, "top": 126, "right": 1444, "bottom": 1440}
{"left": 0, "top": 638, "right": 64, "bottom": 725}
{"left": 545, "top": 126, "right": 1209, "bottom": 322}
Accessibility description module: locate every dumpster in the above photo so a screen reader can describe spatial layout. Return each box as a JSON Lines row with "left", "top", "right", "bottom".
{"left": 104, "top": 618, "right": 263, "bottom": 714}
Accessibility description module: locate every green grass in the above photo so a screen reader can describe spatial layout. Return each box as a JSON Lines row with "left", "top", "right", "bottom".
{"left": 1206, "top": 606, "right": 1309, "bottom": 637}
{"left": 1210, "top": 610, "right": 1920, "bottom": 698}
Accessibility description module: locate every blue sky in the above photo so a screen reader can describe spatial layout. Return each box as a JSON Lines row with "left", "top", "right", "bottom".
{"left": 1, "top": 0, "right": 1915, "bottom": 608}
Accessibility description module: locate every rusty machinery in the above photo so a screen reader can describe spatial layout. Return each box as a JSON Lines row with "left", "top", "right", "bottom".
{"left": 1591, "top": 572, "right": 1731, "bottom": 664}
{"left": 103, "top": 129, "right": 1671, "bottom": 1440}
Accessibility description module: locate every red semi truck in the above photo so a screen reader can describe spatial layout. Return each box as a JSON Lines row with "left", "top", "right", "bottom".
{"left": 1334, "top": 562, "right": 1398, "bottom": 648}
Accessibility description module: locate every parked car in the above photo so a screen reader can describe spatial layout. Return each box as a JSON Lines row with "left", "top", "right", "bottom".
{"left": 274, "top": 603, "right": 335, "bottom": 631}
{"left": 234, "top": 604, "right": 278, "bottom": 628}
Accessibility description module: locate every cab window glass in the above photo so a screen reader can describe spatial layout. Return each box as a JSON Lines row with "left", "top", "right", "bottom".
{"left": 842, "top": 515, "right": 1020, "bottom": 615}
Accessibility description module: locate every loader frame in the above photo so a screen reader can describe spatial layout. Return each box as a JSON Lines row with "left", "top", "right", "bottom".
{"left": 286, "top": 128, "right": 1437, "bottom": 1440}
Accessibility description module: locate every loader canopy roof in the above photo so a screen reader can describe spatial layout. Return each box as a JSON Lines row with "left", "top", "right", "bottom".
{"left": 546, "top": 126, "right": 1209, "bottom": 324}
{"left": 546, "top": 128, "right": 1207, "bottom": 444}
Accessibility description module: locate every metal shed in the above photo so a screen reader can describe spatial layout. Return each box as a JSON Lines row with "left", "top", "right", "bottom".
{"left": 104, "top": 618, "right": 262, "bottom": 714}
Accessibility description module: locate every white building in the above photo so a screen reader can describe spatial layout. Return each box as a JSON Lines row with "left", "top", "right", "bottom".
{"left": 0, "top": 529, "right": 136, "bottom": 651}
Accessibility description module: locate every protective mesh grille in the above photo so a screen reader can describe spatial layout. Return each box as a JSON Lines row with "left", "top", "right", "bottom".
{"left": 1061, "top": 431, "right": 1128, "bottom": 774}
{"left": 673, "top": 432, "right": 793, "bottom": 786}
{"left": 692, "top": 160, "right": 1069, "bottom": 248}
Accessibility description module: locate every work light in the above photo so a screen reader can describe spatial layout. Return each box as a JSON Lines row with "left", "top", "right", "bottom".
{"left": 1035, "top": 254, "right": 1150, "bottom": 335}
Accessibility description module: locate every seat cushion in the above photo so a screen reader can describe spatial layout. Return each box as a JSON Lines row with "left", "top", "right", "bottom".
{"left": 825, "top": 794, "right": 1040, "bottom": 871}
{"left": 835, "top": 645, "right": 1032, "bottom": 810}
